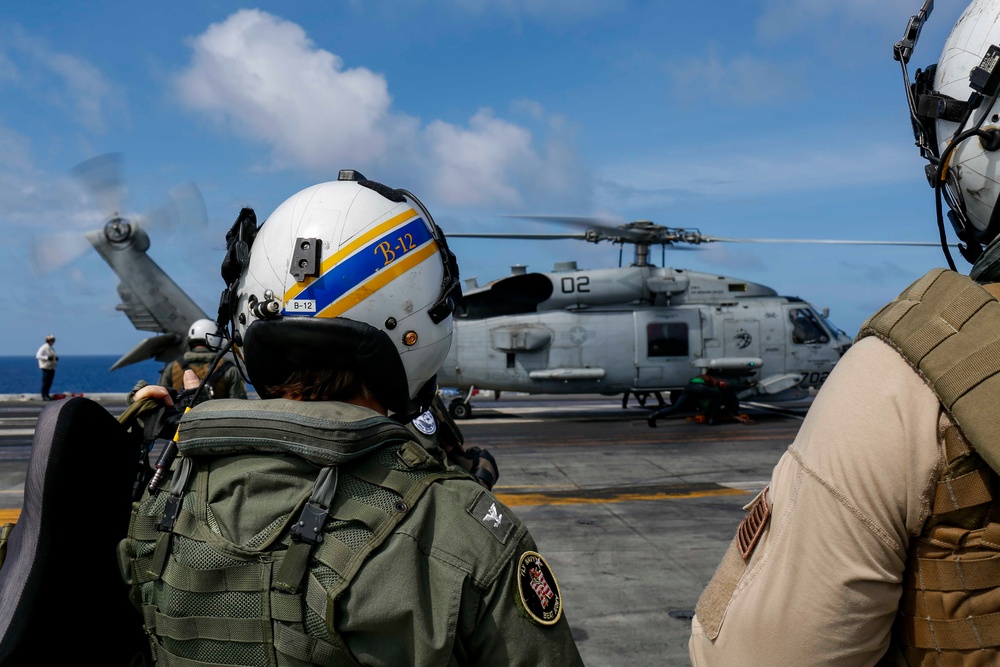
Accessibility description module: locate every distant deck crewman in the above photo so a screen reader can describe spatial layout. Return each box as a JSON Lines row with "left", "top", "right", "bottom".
{"left": 34, "top": 335, "right": 58, "bottom": 401}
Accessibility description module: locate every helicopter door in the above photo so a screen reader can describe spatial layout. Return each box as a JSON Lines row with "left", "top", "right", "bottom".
{"left": 634, "top": 310, "right": 702, "bottom": 389}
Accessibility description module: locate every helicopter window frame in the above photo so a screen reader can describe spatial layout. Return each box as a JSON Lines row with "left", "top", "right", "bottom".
{"left": 788, "top": 308, "right": 830, "bottom": 345}
{"left": 646, "top": 322, "right": 689, "bottom": 358}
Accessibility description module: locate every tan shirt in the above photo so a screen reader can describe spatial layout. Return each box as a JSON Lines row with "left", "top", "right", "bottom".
{"left": 690, "top": 336, "right": 943, "bottom": 666}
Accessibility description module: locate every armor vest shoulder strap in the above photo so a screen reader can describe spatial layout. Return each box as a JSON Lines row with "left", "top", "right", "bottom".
{"left": 856, "top": 268, "right": 1000, "bottom": 474}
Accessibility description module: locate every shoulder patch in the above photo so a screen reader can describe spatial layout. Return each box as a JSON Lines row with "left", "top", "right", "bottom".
{"left": 514, "top": 551, "right": 563, "bottom": 626}
{"left": 467, "top": 489, "right": 514, "bottom": 544}
{"left": 411, "top": 409, "right": 437, "bottom": 435}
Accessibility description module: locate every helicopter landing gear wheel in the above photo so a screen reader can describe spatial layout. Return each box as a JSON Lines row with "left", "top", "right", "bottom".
{"left": 449, "top": 399, "right": 472, "bottom": 420}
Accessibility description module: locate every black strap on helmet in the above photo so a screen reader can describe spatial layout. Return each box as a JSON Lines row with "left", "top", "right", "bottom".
{"left": 217, "top": 208, "right": 259, "bottom": 342}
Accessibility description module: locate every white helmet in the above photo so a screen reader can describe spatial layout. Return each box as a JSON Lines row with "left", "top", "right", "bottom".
{"left": 188, "top": 318, "right": 223, "bottom": 350}
{"left": 897, "top": 0, "right": 1000, "bottom": 270}
{"left": 218, "top": 170, "right": 460, "bottom": 416}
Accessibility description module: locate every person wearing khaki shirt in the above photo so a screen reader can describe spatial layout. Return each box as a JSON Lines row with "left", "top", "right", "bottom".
{"left": 691, "top": 2, "right": 1000, "bottom": 661}
{"left": 689, "top": 336, "right": 942, "bottom": 665}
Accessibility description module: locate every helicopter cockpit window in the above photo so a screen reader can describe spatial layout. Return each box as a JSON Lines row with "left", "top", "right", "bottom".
{"left": 789, "top": 308, "right": 829, "bottom": 345}
{"left": 647, "top": 322, "right": 689, "bottom": 357}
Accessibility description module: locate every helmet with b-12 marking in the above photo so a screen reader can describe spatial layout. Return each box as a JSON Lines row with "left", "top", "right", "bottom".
{"left": 226, "top": 170, "right": 460, "bottom": 417}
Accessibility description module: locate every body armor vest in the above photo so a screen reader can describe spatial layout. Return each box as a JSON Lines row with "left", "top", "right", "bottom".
{"left": 118, "top": 399, "right": 463, "bottom": 666}
{"left": 858, "top": 268, "right": 1000, "bottom": 665}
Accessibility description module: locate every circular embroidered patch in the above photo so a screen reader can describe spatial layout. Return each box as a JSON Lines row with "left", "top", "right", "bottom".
{"left": 515, "top": 551, "right": 563, "bottom": 626}
{"left": 412, "top": 409, "right": 437, "bottom": 435}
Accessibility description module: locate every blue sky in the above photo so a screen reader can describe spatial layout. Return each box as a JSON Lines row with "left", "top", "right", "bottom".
{"left": 1, "top": 0, "right": 969, "bottom": 355}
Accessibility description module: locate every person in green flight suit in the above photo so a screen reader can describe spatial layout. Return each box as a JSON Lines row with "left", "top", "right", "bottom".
{"left": 121, "top": 171, "right": 584, "bottom": 666}
{"left": 157, "top": 318, "right": 247, "bottom": 399}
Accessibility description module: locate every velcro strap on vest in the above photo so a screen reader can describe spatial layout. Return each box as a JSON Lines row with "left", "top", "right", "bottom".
{"left": 143, "top": 605, "right": 266, "bottom": 642}
{"left": 269, "top": 590, "right": 304, "bottom": 623}
{"left": 350, "top": 462, "right": 421, "bottom": 495}
{"left": 907, "top": 554, "right": 1000, "bottom": 591}
{"left": 152, "top": 640, "right": 214, "bottom": 667}
{"left": 984, "top": 523, "right": 1000, "bottom": 549}
{"left": 313, "top": 534, "right": 357, "bottom": 576}
{"left": 942, "top": 420, "right": 972, "bottom": 464}
{"left": 899, "top": 610, "right": 1000, "bottom": 650}
{"left": 160, "top": 557, "right": 265, "bottom": 593}
{"left": 857, "top": 269, "right": 1000, "bottom": 475}
{"left": 273, "top": 622, "right": 337, "bottom": 665}
{"left": 331, "top": 496, "right": 388, "bottom": 530}
{"left": 303, "top": 571, "right": 330, "bottom": 626}
{"left": 934, "top": 469, "right": 995, "bottom": 513}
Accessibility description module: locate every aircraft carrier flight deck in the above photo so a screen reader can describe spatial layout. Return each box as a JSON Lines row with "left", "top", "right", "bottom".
{"left": 0, "top": 393, "right": 807, "bottom": 666}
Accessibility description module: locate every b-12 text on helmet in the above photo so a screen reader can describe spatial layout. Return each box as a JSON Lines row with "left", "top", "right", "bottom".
{"left": 188, "top": 318, "right": 223, "bottom": 351}
{"left": 217, "top": 170, "right": 461, "bottom": 418}
{"left": 896, "top": 0, "right": 1000, "bottom": 273}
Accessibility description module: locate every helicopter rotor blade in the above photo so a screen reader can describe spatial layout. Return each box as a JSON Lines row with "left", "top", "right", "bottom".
{"left": 500, "top": 215, "right": 652, "bottom": 243}
{"left": 493, "top": 215, "right": 947, "bottom": 248}
{"left": 138, "top": 181, "right": 209, "bottom": 234}
{"left": 448, "top": 232, "right": 589, "bottom": 240}
{"left": 699, "top": 236, "right": 945, "bottom": 247}
{"left": 29, "top": 231, "right": 94, "bottom": 276}
{"left": 71, "top": 152, "right": 125, "bottom": 220}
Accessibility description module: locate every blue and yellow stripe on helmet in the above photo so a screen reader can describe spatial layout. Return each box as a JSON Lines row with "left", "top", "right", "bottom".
{"left": 281, "top": 208, "right": 438, "bottom": 318}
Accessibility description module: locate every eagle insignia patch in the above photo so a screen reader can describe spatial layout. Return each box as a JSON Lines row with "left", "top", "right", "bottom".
{"left": 515, "top": 551, "right": 563, "bottom": 626}
{"left": 467, "top": 490, "right": 514, "bottom": 544}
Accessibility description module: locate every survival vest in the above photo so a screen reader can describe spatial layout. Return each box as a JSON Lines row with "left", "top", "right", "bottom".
{"left": 857, "top": 268, "right": 1000, "bottom": 664}
{"left": 169, "top": 357, "right": 236, "bottom": 398}
{"left": 118, "top": 398, "right": 464, "bottom": 666}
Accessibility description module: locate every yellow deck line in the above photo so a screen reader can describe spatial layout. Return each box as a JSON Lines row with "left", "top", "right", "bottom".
{"left": 0, "top": 485, "right": 747, "bottom": 523}
{"left": 495, "top": 486, "right": 746, "bottom": 507}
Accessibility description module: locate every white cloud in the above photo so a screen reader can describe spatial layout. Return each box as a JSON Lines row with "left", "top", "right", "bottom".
{"left": 426, "top": 109, "right": 537, "bottom": 206}
{"left": 174, "top": 9, "right": 398, "bottom": 170}
{"left": 173, "top": 9, "right": 589, "bottom": 209}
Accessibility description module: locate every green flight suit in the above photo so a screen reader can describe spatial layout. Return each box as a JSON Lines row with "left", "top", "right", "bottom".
{"left": 120, "top": 398, "right": 583, "bottom": 666}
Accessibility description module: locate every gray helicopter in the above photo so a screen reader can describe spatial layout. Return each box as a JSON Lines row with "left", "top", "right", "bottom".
{"left": 437, "top": 216, "right": 941, "bottom": 419}
{"left": 40, "top": 156, "right": 942, "bottom": 417}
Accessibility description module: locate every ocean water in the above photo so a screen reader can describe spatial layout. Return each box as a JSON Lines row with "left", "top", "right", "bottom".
{"left": 0, "top": 356, "right": 167, "bottom": 394}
